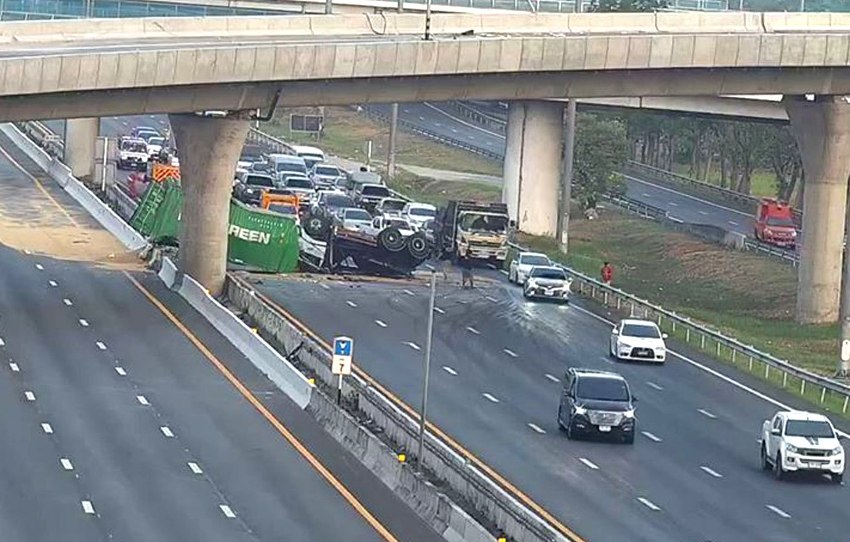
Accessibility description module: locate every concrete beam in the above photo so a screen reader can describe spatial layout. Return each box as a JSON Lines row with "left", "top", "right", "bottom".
{"left": 63, "top": 117, "right": 99, "bottom": 179}
{"left": 503, "top": 101, "right": 564, "bottom": 237}
{"left": 170, "top": 113, "right": 251, "bottom": 296}
{"left": 785, "top": 95, "right": 850, "bottom": 324}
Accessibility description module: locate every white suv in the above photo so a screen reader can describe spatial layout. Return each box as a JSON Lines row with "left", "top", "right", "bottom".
{"left": 761, "top": 410, "right": 844, "bottom": 483}
{"left": 609, "top": 319, "right": 667, "bottom": 363}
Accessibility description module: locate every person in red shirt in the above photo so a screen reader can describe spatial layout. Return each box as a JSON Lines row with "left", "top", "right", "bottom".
{"left": 601, "top": 262, "right": 613, "bottom": 285}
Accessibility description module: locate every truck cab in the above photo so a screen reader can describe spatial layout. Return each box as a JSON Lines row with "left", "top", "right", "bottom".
{"left": 435, "top": 201, "right": 510, "bottom": 263}
{"left": 755, "top": 198, "right": 797, "bottom": 248}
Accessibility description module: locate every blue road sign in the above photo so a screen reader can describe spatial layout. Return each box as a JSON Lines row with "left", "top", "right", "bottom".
{"left": 332, "top": 336, "right": 354, "bottom": 376}
{"left": 334, "top": 338, "right": 352, "bottom": 357}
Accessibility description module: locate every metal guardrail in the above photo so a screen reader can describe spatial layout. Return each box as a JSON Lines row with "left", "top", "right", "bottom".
{"left": 601, "top": 193, "right": 666, "bottom": 220}
{"left": 15, "top": 120, "right": 64, "bottom": 159}
{"left": 246, "top": 127, "right": 296, "bottom": 156}
{"left": 360, "top": 105, "right": 503, "bottom": 161}
{"left": 507, "top": 239, "right": 850, "bottom": 413}
{"left": 744, "top": 238, "right": 799, "bottom": 265}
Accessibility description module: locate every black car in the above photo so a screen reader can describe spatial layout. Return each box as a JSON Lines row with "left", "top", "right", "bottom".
{"left": 310, "top": 191, "right": 357, "bottom": 222}
{"left": 233, "top": 173, "right": 275, "bottom": 205}
{"left": 557, "top": 368, "right": 636, "bottom": 444}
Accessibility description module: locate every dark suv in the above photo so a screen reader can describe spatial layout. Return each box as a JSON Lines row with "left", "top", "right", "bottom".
{"left": 558, "top": 368, "right": 636, "bottom": 444}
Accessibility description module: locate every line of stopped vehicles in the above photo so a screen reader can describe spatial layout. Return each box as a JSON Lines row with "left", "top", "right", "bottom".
{"left": 119, "top": 132, "right": 846, "bottom": 480}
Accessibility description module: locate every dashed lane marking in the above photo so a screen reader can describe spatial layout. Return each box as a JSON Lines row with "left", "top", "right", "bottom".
{"left": 346, "top": 300, "right": 357, "bottom": 308}
{"left": 136, "top": 395, "right": 150, "bottom": 406}
{"left": 466, "top": 326, "right": 480, "bottom": 335}
{"left": 578, "top": 458, "right": 599, "bottom": 470}
{"left": 0, "top": 338, "right": 5, "bottom": 346}
{"left": 219, "top": 504, "right": 237, "bottom": 518}
{"left": 641, "top": 431, "right": 662, "bottom": 443}
{"left": 433, "top": 307, "right": 445, "bottom": 314}
{"left": 35, "top": 264, "right": 43, "bottom": 271}
{"left": 766, "top": 505, "right": 791, "bottom": 519}
{"left": 728, "top": 221, "right": 739, "bottom": 227}
{"left": 188, "top": 462, "right": 203, "bottom": 475}
{"left": 96, "top": 342, "right": 107, "bottom": 350}
{"left": 442, "top": 366, "right": 458, "bottom": 376}
{"left": 79, "top": 319, "right": 89, "bottom": 327}
{"left": 637, "top": 497, "right": 661, "bottom": 511}
{"left": 668, "top": 202, "right": 679, "bottom": 207}
{"left": 700, "top": 466, "right": 723, "bottom": 478}
{"left": 160, "top": 426, "right": 175, "bottom": 438}
{"left": 41, "top": 423, "right": 53, "bottom": 434}
{"left": 115, "top": 367, "right": 127, "bottom": 376}
{"left": 49, "top": 280, "right": 58, "bottom": 287}
{"left": 9, "top": 362, "right": 19, "bottom": 372}
{"left": 63, "top": 299, "right": 73, "bottom": 306}
{"left": 485, "top": 296, "right": 499, "bottom": 303}
{"left": 482, "top": 393, "right": 500, "bottom": 403}
{"left": 81, "top": 501, "right": 95, "bottom": 515}
{"left": 403, "top": 342, "right": 421, "bottom": 351}
{"left": 60, "top": 458, "right": 73, "bottom": 471}
{"left": 500, "top": 270, "right": 509, "bottom": 276}
{"left": 503, "top": 348, "right": 518, "bottom": 358}
{"left": 528, "top": 423, "right": 546, "bottom": 434}
{"left": 403, "top": 289, "right": 415, "bottom": 296}
{"left": 646, "top": 381, "right": 664, "bottom": 391}
{"left": 545, "top": 373, "right": 560, "bottom": 383}
{"left": 375, "top": 320, "right": 387, "bottom": 328}
{"left": 24, "top": 391, "right": 35, "bottom": 401}
{"left": 698, "top": 408, "right": 717, "bottom": 419}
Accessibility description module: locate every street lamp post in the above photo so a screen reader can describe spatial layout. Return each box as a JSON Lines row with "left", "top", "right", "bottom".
{"left": 417, "top": 272, "right": 437, "bottom": 471}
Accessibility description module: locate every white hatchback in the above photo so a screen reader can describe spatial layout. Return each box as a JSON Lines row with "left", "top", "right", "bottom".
{"left": 610, "top": 319, "right": 668, "bottom": 363}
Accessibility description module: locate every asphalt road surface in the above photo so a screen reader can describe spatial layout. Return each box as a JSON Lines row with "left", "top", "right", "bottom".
{"left": 254, "top": 270, "right": 850, "bottom": 542}
{"left": 0, "top": 135, "right": 439, "bottom": 542}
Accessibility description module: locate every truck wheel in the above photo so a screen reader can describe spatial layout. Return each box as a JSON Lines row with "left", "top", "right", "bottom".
{"left": 407, "top": 232, "right": 429, "bottom": 260}
{"left": 774, "top": 453, "right": 785, "bottom": 480}
{"left": 566, "top": 418, "right": 576, "bottom": 440}
{"left": 623, "top": 432, "right": 635, "bottom": 445}
{"left": 833, "top": 472, "right": 843, "bottom": 484}
{"left": 760, "top": 444, "right": 771, "bottom": 471}
{"left": 379, "top": 227, "right": 405, "bottom": 252}
{"left": 304, "top": 215, "right": 329, "bottom": 240}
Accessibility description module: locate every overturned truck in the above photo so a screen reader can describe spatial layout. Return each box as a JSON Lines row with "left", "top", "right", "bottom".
{"left": 299, "top": 213, "right": 430, "bottom": 277}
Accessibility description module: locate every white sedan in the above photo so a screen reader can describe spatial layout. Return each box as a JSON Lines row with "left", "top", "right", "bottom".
{"left": 508, "top": 252, "right": 551, "bottom": 285}
{"left": 609, "top": 319, "right": 668, "bottom": 363}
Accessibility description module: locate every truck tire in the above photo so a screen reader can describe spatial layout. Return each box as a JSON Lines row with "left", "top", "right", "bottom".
{"left": 304, "top": 214, "right": 329, "bottom": 240}
{"left": 832, "top": 472, "right": 843, "bottom": 484}
{"left": 774, "top": 453, "right": 785, "bottom": 480}
{"left": 407, "top": 232, "right": 429, "bottom": 260}
{"left": 379, "top": 227, "right": 405, "bottom": 252}
{"left": 760, "top": 444, "right": 771, "bottom": 471}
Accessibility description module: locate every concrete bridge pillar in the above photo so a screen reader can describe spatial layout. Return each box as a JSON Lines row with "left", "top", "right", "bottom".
{"left": 64, "top": 118, "right": 99, "bottom": 179}
{"left": 502, "top": 101, "right": 564, "bottom": 237}
{"left": 784, "top": 96, "right": 850, "bottom": 324}
{"left": 169, "top": 113, "right": 250, "bottom": 296}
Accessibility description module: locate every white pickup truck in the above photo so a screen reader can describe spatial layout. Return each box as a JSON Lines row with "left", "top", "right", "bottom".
{"left": 760, "top": 410, "right": 844, "bottom": 483}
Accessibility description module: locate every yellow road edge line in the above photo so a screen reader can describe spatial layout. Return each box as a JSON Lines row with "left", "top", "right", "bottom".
{"left": 233, "top": 274, "right": 586, "bottom": 542}
{"left": 125, "top": 272, "right": 400, "bottom": 542}
{"left": 0, "top": 143, "right": 80, "bottom": 228}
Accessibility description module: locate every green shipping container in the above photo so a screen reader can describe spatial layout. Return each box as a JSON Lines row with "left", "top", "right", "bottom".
{"left": 129, "top": 180, "right": 170, "bottom": 236}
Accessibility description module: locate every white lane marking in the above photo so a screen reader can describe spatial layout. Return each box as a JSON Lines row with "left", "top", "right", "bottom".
{"left": 545, "top": 373, "right": 560, "bottom": 383}
{"left": 375, "top": 320, "right": 387, "bottom": 328}
{"left": 160, "top": 426, "right": 175, "bottom": 438}
{"left": 9, "top": 362, "right": 19, "bottom": 372}
{"left": 641, "top": 431, "right": 662, "bottom": 442}
{"left": 642, "top": 193, "right": 652, "bottom": 198}
{"left": 485, "top": 295, "right": 499, "bottom": 303}
{"left": 482, "top": 393, "right": 500, "bottom": 403}
{"left": 219, "top": 504, "right": 237, "bottom": 518}
{"left": 466, "top": 326, "right": 480, "bottom": 335}
{"left": 698, "top": 408, "right": 717, "bottom": 419}
{"left": 728, "top": 220, "right": 739, "bottom": 226}
{"left": 63, "top": 298, "right": 73, "bottom": 306}
{"left": 403, "top": 289, "right": 415, "bottom": 296}
{"left": 578, "top": 457, "right": 599, "bottom": 470}
{"left": 35, "top": 264, "right": 43, "bottom": 270}
{"left": 528, "top": 423, "right": 547, "bottom": 434}
{"left": 188, "top": 462, "right": 203, "bottom": 474}
{"left": 403, "top": 341, "right": 421, "bottom": 351}
{"left": 136, "top": 395, "right": 150, "bottom": 406}
{"left": 320, "top": 283, "right": 330, "bottom": 290}
{"left": 646, "top": 381, "right": 664, "bottom": 391}
{"left": 500, "top": 269, "right": 509, "bottom": 276}
{"left": 700, "top": 466, "right": 723, "bottom": 478}
{"left": 24, "top": 391, "right": 35, "bottom": 401}
{"left": 115, "top": 366, "right": 127, "bottom": 376}
{"left": 79, "top": 319, "right": 89, "bottom": 327}
{"left": 503, "top": 348, "right": 518, "bottom": 358}
{"left": 699, "top": 210, "right": 708, "bottom": 215}
{"left": 568, "top": 303, "right": 842, "bottom": 436}
{"left": 442, "top": 366, "right": 458, "bottom": 376}
{"left": 81, "top": 501, "right": 96, "bottom": 515}
{"left": 637, "top": 497, "right": 661, "bottom": 511}
{"left": 668, "top": 215, "right": 683, "bottom": 223}
{"left": 41, "top": 423, "right": 53, "bottom": 434}
{"left": 60, "top": 458, "right": 74, "bottom": 471}
{"left": 766, "top": 505, "right": 791, "bottom": 519}
{"left": 0, "top": 337, "right": 5, "bottom": 346}
{"left": 346, "top": 300, "right": 357, "bottom": 308}
{"left": 624, "top": 175, "right": 751, "bottom": 217}
{"left": 96, "top": 341, "right": 107, "bottom": 350}
{"left": 419, "top": 115, "right": 425, "bottom": 121}
{"left": 48, "top": 280, "right": 58, "bottom": 287}
{"left": 423, "top": 102, "right": 505, "bottom": 139}
{"left": 668, "top": 202, "right": 679, "bottom": 207}
{"left": 433, "top": 307, "right": 445, "bottom": 314}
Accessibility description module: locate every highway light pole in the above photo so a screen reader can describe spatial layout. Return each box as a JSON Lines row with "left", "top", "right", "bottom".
{"left": 387, "top": 103, "right": 399, "bottom": 179}
{"left": 559, "top": 100, "right": 576, "bottom": 255}
{"left": 417, "top": 271, "right": 437, "bottom": 471}
{"left": 424, "top": 0, "right": 432, "bottom": 41}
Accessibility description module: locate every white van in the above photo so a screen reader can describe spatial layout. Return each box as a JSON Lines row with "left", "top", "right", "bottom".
{"left": 291, "top": 145, "right": 326, "bottom": 170}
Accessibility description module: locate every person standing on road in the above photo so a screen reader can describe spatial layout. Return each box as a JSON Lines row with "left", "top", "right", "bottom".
{"left": 460, "top": 255, "right": 474, "bottom": 289}
{"left": 601, "top": 262, "right": 614, "bottom": 286}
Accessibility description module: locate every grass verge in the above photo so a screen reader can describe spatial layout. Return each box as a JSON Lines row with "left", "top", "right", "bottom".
{"left": 262, "top": 107, "right": 502, "bottom": 177}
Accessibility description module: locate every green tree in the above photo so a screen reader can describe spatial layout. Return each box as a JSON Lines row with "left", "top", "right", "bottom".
{"left": 588, "top": 0, "right": 668, "bottom": 11}
{"left": 574, "top": 113, "right": 629, "bottom": 206}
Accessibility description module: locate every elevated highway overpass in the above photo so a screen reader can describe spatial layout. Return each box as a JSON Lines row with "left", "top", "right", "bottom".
{"left": 5, "top": 10, "right": 850, "bottom": 324}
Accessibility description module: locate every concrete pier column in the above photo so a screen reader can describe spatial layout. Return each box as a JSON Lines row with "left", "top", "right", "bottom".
{"left": 501, "top": 101, "right": 564, "bottom": 237}
{"left": 784, "top": 96, "right": 850, "bottom": 324}
{"left": 169, "top": 113, "right": 250, "bottom": 296}
{"left": 64, "top": 118, "right": 99, "bottom": 179}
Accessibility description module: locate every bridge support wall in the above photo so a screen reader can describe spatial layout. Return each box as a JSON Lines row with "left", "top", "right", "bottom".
{"left": 785, "top": 96, "right": 850, "bottom": 324}
{"left": 170, "top": 113, "right": 250, "bottom": 296}
{"left": 502, "top": 101, "right": 564, "bottom": 237}
{"left": 64, "top": 117, "right": 99, "bottom": 179}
